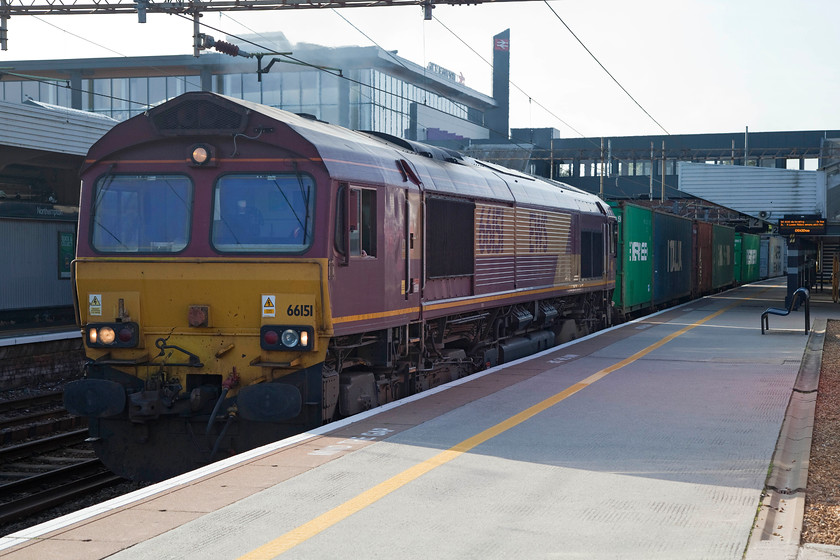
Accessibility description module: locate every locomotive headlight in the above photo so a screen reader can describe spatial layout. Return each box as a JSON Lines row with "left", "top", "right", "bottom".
{"left": 99, "top": 327, "right": 116, "bottom": 345}
{"left": 192, "top": 146, "right": 209, "bottom": 164}
{"left": 188, "top": 144, "right": 215, "bottom": 167}
{"left": 86, "top": 322, "right": 140, "bottom": 348}
{"left": 281, "top": 329, "right": 299, "bottom": 348}
{"left": 260, "top": 325, "right": 314, "bottom": 351}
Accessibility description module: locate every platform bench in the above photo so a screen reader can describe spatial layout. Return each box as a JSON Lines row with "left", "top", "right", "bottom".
{"left": 761, "top": 287, "right": 810, "bottom": 335}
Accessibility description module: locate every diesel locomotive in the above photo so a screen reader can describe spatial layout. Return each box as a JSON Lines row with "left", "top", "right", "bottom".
{"left": 64, "top": 92, "right": 617, "bottom": 481}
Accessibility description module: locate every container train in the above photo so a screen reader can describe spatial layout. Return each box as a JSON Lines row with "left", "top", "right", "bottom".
{"left": 64, "top": 92, "right": 618, "bottom": 481}
{"left": 609, "top": 201, "right": 785, "bottom": 318}
{"left": 63, "top": 92, "right": 786, "bottom": 481}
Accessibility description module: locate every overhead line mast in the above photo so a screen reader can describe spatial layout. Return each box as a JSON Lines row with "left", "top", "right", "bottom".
{"left": 0, "top": 0, "right": 540, "bottom": 51}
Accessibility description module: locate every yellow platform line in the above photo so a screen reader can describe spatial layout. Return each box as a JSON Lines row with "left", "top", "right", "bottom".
{"left": 239, "top": 295, "right": 745, "bottom": 559}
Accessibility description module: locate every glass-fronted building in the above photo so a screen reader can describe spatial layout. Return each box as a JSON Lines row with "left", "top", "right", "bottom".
{"left": 0, "top": 34, "right": 495, "bottom": 141}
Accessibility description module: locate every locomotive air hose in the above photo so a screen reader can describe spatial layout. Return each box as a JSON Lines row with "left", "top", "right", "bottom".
{"left": 205, "top": 387, "right": 229, "bottom": 436}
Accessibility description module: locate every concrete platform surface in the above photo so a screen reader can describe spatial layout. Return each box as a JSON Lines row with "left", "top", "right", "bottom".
{"left": 3, "top": 280, "right": 840, "bottom": 559}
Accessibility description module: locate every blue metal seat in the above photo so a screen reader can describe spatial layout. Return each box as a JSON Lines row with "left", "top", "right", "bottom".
{"left": 760, "top": 287, "right": 810, "bottom": 335}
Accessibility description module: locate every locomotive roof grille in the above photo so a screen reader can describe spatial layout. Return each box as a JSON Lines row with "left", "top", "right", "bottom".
{"left": 362, "top": 130, "right": 463, "bottom": 164}
{"left": 148, "top": 98, "right": 249, "bottom": 136}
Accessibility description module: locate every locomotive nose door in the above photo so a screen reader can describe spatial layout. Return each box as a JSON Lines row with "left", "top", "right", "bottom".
{"left": 405, "top": 189, "right": 422, "bottom": 300}
{"left": 398, "top": 159, "right": 424, "bottom": 304}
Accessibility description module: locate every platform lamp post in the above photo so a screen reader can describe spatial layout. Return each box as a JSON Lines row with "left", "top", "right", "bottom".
{"left": 661, "top": 141, "right": 666, "bottom": 203}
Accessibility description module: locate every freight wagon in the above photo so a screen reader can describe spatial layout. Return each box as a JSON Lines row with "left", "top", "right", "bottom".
{"left": 611, "top": 201, "right": 736, "bottom": 318}
{"left": 735, "top": 232, "right": 761, "bottom": 284}
{"left": 759, "top": 235, "right": 786, "bottom": 279}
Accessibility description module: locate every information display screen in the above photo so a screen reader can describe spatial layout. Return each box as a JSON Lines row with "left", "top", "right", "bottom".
{"left": 778, "top": 215, "right": 826, "bottom": 235}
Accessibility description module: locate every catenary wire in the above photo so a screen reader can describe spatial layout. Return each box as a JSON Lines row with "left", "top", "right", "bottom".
{"left": 542, "top": 0, "right": 670, "bottom": 136}
{"left": 178, "top": 13, "right": 539, "bottom": 152}
{"left": 11, "top": 12, "right": 678, "bottom": 200}
{"left": 23, "top": 15, "right": 203, "bottom": 101}
{"left": 428, "top": 13, "right": 675, "bottom": 198}
{"left": 432, "top": 14, "right": 587, "bottom": 140}
{"left": 184, "top": 13, "right": 682, "bottom": 200}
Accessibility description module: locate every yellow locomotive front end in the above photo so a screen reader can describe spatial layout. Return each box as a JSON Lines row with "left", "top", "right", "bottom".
{"left": 70, "top": 258, "right": 331, "bottom": 480}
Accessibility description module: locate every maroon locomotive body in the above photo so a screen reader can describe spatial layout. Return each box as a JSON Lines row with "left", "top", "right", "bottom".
{"left": 66, "top": 92, "right": 616, "bottom": 480}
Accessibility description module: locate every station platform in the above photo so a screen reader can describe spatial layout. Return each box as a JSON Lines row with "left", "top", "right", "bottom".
{"left": 1, "top": 279, "right": 838, "bottom": 560}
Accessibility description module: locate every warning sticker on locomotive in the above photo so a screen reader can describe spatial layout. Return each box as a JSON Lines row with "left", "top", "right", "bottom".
{"left": 89, "top": 294, "right": 102, "bottom": 316}
{"left": 261, "top": 295, "right": 276, "bottom": 318}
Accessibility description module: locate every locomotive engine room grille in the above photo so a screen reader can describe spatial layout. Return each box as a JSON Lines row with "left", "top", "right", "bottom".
{"left": 426, "top": 197, "right": 475, "bottom": 278}
{"left": 149, "top": 98, "right": 248, "bottom": 135}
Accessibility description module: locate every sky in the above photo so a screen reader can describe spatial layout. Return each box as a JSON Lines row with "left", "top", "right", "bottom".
{"left": 1, "top": 0, "right": 838, "bottom": 138}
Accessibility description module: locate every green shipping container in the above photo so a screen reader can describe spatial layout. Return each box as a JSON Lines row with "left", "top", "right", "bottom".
{"left": 609, "top": 202, "right": 653, "bottom": 314}
{"left": 736, "top": 232, "right": 760, "bottom": 284}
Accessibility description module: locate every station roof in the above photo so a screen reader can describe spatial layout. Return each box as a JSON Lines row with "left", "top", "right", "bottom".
{"left": 0, "top": 99, "right": 116, "bottom": 157}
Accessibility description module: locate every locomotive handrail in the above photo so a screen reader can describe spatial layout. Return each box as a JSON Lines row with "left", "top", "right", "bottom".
{"left": 760, "top": 287, "right": 810, "bottom": 335}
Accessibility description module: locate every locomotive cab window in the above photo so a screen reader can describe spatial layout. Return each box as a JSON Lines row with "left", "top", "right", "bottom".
{"left": 212, "top": 173, "right": 315, "bottom": 253}
{"left": 335, "top": 185, "right": 376, "bottom": 258}
{"left": 91, "top": 174, "right": 192, "bottom": 253}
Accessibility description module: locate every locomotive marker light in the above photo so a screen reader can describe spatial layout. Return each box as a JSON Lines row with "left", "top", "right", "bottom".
{"left": 260, "top": 325, "right": 313, "bottom": 351}
{"left": 188, "top": 144, "right": 214, "bottom": 167}
{"left": 86, "top": 322, "right": 140, "bottom": 348}
{"left": 263, "top": 329, "right": 279, "bottom": 346}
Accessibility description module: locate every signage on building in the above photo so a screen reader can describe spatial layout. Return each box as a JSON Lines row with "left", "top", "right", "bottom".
{"left": 0, "top": 200, "right": 78, "bottom": 222}
{"left": 58, "top": 231, "right": 75, "bottom": 279}
{"left": 427, "top": 62, "right": 457, "bottom": 82}
{"left": 778, "top": 214, "right": 826, "bottom": 235}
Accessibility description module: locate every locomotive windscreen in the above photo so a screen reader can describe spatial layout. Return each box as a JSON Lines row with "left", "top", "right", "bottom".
{"left": 91, "top": 174, "right": 192, "bottom": 253}
{"left": 212, "top": 174, "right": 314, "bottom": 252}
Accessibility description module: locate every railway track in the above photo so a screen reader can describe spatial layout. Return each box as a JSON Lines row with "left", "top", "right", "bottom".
{"left": 0, "top": 455, "right": 121, "bottom": 526}
{"left": 0, "top": 391, "right": 86, "bottom": 445}
{"left": 0, "top": 393, "right": 124, "bottom": 530}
